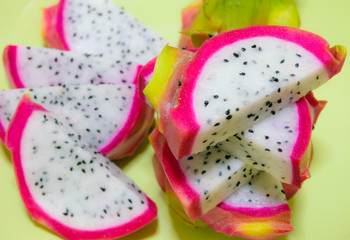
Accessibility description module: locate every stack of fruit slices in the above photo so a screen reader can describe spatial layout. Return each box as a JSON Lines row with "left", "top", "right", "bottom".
{"left": 144, "top": 24, "right": 346, "bottom": 239}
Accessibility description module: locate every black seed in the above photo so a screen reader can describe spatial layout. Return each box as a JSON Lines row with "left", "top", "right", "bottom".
{"left": 251, "top": 45, "right": 257, "bottom": 48}
{"left": 278, "top": 148, "right": 283, "bottom": 152}
{"left": 280, "top": 59, "right": 285, "bottom": 64}
{"left": 295, "top": 63, "right": 299, "bottom": 68}
{"left": 214, "top": 122, "right": 220, "bottom": 127}
{"left": 236, "top": 181, "right": 241, "bottom": 187}
{"left": 247, "top": 113, "right": 255, "bottom": 118}
{"left": 226, "top": 115, "right": 233, "bottom": 120}
{"left": 233, "top": 53, "right": 239, "bottom": 58}
{"left": 265, "top": 148, "right": 270, "bottom": 152}
{"left": 271, "top": 111, "right": 276, "bottom": 115}
{"left": 252, "top": 162, "right": 258, "bottom": 165}
{"left": 239, "top": 72, "right": 246, "bottom": 76}
{"left": 223, "top": 59, "right": 229, "bottom": 63}
{"left": 266, "top": 194, "right": 270, "bottom": 197}
{"left": 187, "top": 156, "right": 194, "bottom": 160}
{"left": 213, "top": 95, "right": 219, "bottom": 99}
{"left": 225, "top": 109, "right": 230, "bottom": 115}
{"left": 100, "top": 187, "right": 106, "bottom": 192}
{"left": 201, "top": 170, "right": 206, "bottom": 175}
{"left": 204, "top": 101, "right": 209, "bottom": 107}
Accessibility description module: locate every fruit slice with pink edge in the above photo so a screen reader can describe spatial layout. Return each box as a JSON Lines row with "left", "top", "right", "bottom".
{"left": 5, "top": 95, "right": 157, "bottom": 240}
{"left": 0, "top": 84, "right": 154, "bottom": 160}
{"left": 150, "top": 127, "right": 259, "bottom": 221}
{"left": 149, "top": 26, "right": 346, "bottom": 160}
{"left": 152, "top": 152, "right": 293, "bottom": 239}
{"left": 42, "top": 0, "right": 166, "bottom": 64}
{"left": 2, "top": 45, "right": 141, "bottom": 88}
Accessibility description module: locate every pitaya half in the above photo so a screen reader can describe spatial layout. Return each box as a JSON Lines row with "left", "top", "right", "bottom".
{"left": 5, "top": 95, "right": 157, "bottom": 240}
{"left": 217, "top": 95, "right": 325, "bottom": 187}
{"left": 149, "top": 127, "right": 259, "bottom": 221}
{"left": 153, "top": 153, "right": 293, "bottom": 239}
{"left": 2, "top": 45, "right": 141, "bottom": 88}
{"left": 42, "top": 0, "right": 167, "bottom": 64}
{"left": 148, "top": 26, "right": 345, "bottom": 159}
{"left": 0, "top": 84, "right": 154, "bottom": 160}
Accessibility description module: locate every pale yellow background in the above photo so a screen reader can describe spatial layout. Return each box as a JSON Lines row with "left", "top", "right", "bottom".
{"left": 0, "top": 0, "right": 349, "bottom": 239}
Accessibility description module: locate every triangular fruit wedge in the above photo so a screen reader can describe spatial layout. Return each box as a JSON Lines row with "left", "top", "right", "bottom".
{"left": 5, "top": 95, "right": 157, "bottom": 240}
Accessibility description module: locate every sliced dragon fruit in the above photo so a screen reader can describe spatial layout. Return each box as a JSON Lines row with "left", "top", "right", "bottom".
{"left": 5, "top": 95, "right": 157, "bottom": 240}
{"left": 0, "top": 84, "right": 154, "bottom": 160}
{"left": 201, "top": 171, "right": 293, "bottom": 239}
{"left": 153, "top": 153, "right": 293, "bottom": 239}
{"left": 149, "top": 26, "right": 345, "bottom": 159}
{"left": 149, "top": 127, "right": 259, "bottom": 221}
{"left": 2, "top": 45, "right": 141, "bottom": 88}
{"left": 216, "top": 95, "right": 323, "bottom": 187}
{"left": 42, "top": 0, "right": 167, "bottom": 64}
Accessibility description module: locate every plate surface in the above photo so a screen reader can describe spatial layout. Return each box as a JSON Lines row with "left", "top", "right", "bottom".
{"left": 0, "top": 0, "right": 349, "bottom": 239}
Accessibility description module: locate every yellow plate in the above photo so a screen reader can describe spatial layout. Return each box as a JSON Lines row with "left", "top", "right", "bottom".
{"left": 0, "top": 0, "right": 349, "bottom": 239}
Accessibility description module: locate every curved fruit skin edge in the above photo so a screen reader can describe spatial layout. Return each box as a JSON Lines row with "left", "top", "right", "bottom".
{"left": 289, "top": 97, "right": 312, "bottom": 187}
{"left": 2, "top": 45, "right": 24, "bottom": 89}
{"left": 166, "top": 26, "right": 345, "bottom": 160}
{"left": 138, "top": 57, "right": 157, "bottom": 104}
{"left": 200, "top": 205, "right": 293, "bottom": 240}
{"left": 151, "top": 147, "right": 293, "bottom": 239}
{"left": 305, "top": 92, "right": 328, "bottom": 126}
{"left": 42, "top": 1, "right": 69, "bottom": 50}
{"left": 6, "top": 95, "right": 157, "bottom": 240}
{"left": 149, "top": 127, "right": 202, "bottom": 221}
{"left": 100, "top": 66, "right": 155, "bottom": 160}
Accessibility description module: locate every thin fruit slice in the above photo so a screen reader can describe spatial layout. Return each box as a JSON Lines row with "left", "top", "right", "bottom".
{"left": 3, "top": 45, "right": 141, "bottom": 88}
{"left": 0, "top": 84, "right": 154, "bottom": 160}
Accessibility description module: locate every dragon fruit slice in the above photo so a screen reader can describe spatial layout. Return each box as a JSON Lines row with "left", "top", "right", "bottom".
{"left": 0, "top": 84, "right": 154, "bottom": 160}
{"left": 149, "top": 127, "right": 259, "bottom": 221}
{"left": 201, "top": 171, "right": 293, "bottom": 239}
{"left": 150, "top": 26, "right": 346, "bottom": 159}
{"left": 216, "top": 95, "right": 324, "bottom": 187}
{"left": 5, "top": 95, "right": 157, "bottom": 240}
{"left": 42, "top": 0, "right": 166, "bottom": 64}
{"left": 153, "top": 153, "right": 293, "bottom": 239}
{"left": 3, "top": 45, "right": 141, "bottom": 88}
